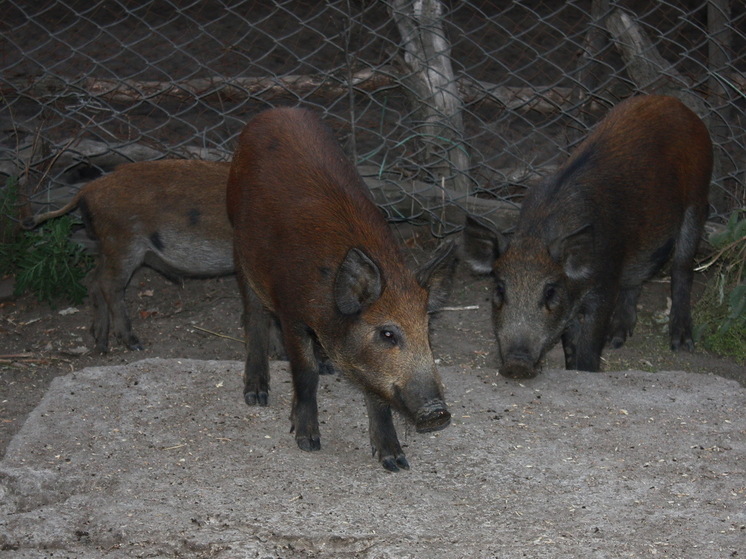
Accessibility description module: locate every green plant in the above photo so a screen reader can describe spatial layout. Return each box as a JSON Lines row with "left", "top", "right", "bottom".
{"left": 0, "top": 180, "right": 93, "bottom": 306}
{"left": 694, "top": 209, "right": 746, "bottom": 361}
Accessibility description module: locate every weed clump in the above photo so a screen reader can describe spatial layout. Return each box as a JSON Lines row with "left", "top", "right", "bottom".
{"left": 0, "top": 177, "right": 93, "bottom": 306}
{"left": 695, "top": 209, "right": 746, "bottom": 362}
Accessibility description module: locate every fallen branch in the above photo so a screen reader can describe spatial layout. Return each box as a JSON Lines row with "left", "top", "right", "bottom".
{"left": 1, "top": 70, "right": 615, "bottom": 116}
{"left": 8, "top": 68, "right": 737, "bottom": 117}
{"left": 0, "top": 359, "right": 49, "bottom": 365}
{"left": 191, "top": 325, "right": 244, "bottom": 345}
{"left": 438, "top": 305, "right": 480, "bottom": 312}
{"left": 361, "top": 165, "right": 521, "bottom": 233}
{"left": 0, "top": 137, "right": 229, "bottom": 185}
{"left": 0, "top": 354, "right": 71, "bottom": 365}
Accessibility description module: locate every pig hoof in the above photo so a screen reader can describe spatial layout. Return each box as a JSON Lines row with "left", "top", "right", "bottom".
{"left": 671, "top": 338, "right": 694, "bottom": 352}
{"left": 609, "top": 335, "right": 626, "bottom": 349}
{"left": 380, "top": 454, "right": 409, "bottom": 472}
{"left": 120, "top": 335, "right": 143, "bottom": 351}
{"left": 296, "top": 436, "right": 321, "bottom": 452}
{"left": 244, "top": 391, "right": 269, "bottom": 406}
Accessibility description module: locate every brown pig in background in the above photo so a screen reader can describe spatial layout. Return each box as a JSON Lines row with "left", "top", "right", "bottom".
{"left": 227, "top": 107, "right": 456, "bottom": 471}
{"left": 24, "top": 160, "right": 234, "bottom": 353}
{"left": 464, "top": 95, "right": 713, "bottom": 379}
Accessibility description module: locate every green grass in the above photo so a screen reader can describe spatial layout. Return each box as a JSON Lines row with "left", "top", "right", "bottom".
{"left": 695, "top": 281, "right": 746, "bottom": 363}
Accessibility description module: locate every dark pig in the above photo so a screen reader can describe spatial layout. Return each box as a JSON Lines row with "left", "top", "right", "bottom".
{"left": 227, "top": 107, "right": 456, "bottom": 471}
{"left": 24, "top": 160, "right": 234, "bottom": 352}
{"left": 464, "top": 95, "right": 712, "bottom": 378}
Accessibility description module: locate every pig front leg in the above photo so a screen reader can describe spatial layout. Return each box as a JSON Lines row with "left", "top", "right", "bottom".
{"left": 607, "top": 285, "right": 642, "bottom": 349}
{"left": 283, "top": 327, "right": 321, "bottom": 452}
{"left": 563, "top": 290, "right": 614, "bottom": 372}
{"left": 565, "top": 322, "right": 604, "bottom": 372}
{"left": 365, "top": 394, "right": 409, "bottom": 472}
{"left": 560, "top": 317, "right": 580, "bottom": 370}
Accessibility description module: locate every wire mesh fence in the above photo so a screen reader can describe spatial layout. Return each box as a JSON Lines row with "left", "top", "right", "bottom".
{"left": 1, "top": 0, "right": 744, "bottom": 239}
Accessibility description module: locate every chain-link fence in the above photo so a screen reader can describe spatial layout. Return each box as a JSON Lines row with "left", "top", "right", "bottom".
{"left": 2, "top": 0, "right": 744, "bottom": 238}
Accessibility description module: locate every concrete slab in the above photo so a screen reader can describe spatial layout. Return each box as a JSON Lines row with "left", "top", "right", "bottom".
{"left": 1, "top": 359, "right": 744, "bottom": 557}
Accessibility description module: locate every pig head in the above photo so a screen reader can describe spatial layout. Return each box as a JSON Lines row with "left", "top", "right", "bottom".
{"left": 465, "top": 216, "right": 596, "bottom": 378}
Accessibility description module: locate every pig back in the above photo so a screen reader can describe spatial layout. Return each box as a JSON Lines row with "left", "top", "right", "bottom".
{"left": 83, "top": 160, "right": 232, "bottom": 241}
{"left": 519, "top": 95, "right": 712, "bottom": 281}
{"left": 227, "top": 108, "right": 415, "bottom": 320}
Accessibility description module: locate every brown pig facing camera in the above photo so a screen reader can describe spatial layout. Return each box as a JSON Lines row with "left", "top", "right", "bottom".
{"left": 464, "top": 95, "right": 712, "bottom": 379}
{"left": 227, "top": 107, "right": 457, "bottom": 471}
{"left": 24, "top": 160, "right": 234, "bottom": 353}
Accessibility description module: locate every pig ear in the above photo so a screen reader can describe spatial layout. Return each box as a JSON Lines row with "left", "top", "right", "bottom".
{"left": 462, "top": 215, "right": 506, "bottom": 275}
{"left": 416, "top": 239, "right": 459, "bottom": 313}
{"left": 334, "top": 248, "right": 383, "bottom": 315}
{"left": 550, "top": 223, "right": 595, "bottom": 280}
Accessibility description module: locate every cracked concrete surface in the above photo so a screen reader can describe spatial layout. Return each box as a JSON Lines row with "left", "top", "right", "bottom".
{"left": 1, "top": 358, "right": 744, "bottom": 557}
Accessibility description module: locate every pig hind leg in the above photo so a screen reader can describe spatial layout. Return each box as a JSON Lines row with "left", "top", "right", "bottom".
{"left": 365, "top": 394, "right": 409, "bottom": 471}
{"left": 89, "top": 252, "right": 143, "bottom": 352}
{"left": 669, "top": 206, "right": 706, "bottom": 351}
{"left": 238, "top": 271, "right": 271, "bottom": 406}
{"left": 607, "top": 285, "right": 642, "bottom": 348}
{"left": 87, "top": 263, "right": 111, "bottom": 353}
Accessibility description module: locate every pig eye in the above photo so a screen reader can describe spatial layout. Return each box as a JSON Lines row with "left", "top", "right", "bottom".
{"left": 379, "top": 328, "right": 399, "bottom": 346}
{"left": 543, "top": 283, "right": 560, "bottom": 310}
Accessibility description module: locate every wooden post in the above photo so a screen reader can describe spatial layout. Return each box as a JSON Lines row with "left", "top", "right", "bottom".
{"left": 576, "top": 0, "right": 611, "bottom": 129}
{"left": 388, "top": 0, "right": 471, "bottom": 200}
{"left": 707, "top": 0, "right": 736, "bottom": 214}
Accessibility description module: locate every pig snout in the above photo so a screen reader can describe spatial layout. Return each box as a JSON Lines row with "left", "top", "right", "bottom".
{"left": 393, "top": 375, "right": 451, "bottom": 433}
{"left": 415, "top": 400, "right": 451, "bottom": 433}
{"left": 499, "top": 359, "right": 539, "bottom": 379}
{"left": 498, "top": 343, "right": 542, "bottom": 379}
